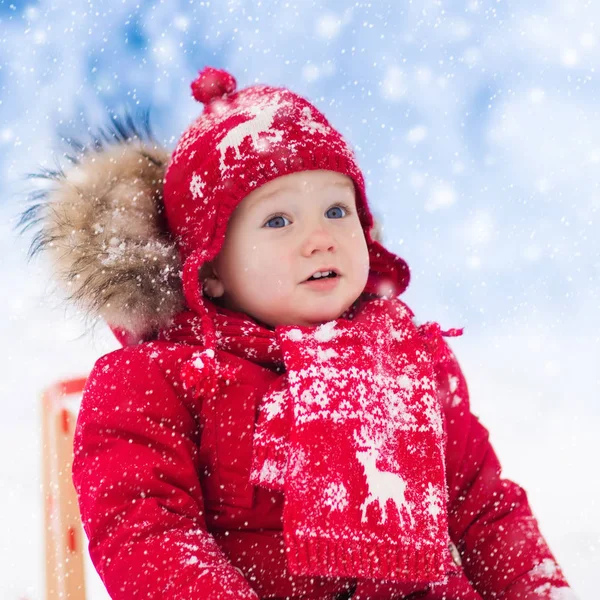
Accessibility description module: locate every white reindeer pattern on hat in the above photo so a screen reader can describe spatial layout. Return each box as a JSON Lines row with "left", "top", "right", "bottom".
{"left": 217, "top": 93, "right": 287, "bottom": 175}
{"left": 182, "top": 86, "right": 357, "bottom": 205}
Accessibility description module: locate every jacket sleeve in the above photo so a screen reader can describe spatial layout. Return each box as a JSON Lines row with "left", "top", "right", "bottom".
{"left": 435, "top": 343, "right": 577, "bottom": 599}
{"left": 72, "top": 346, "right": 259, "bottom": 600}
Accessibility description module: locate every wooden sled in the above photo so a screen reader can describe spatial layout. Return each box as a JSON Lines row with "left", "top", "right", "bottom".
{"left": 42, "top": 378, "right": 88, "bottom": 600}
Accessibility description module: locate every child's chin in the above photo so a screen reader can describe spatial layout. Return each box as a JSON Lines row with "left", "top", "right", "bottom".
{"left": 298, "top": 307, "right": 347, "bottom": 327}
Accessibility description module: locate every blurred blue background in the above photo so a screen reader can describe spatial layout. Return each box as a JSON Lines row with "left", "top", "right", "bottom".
{"left": 1, "top": 0, "right": 598, "bottom": 598}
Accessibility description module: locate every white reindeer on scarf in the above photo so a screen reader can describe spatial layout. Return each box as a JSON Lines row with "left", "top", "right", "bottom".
{"left": 353, "top": 424, "right": 414, "bottom": 527}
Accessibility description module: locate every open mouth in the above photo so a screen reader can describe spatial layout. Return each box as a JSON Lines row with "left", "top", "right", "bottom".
{"left": 304, "top": 269, "right": 339, "bottom": 282}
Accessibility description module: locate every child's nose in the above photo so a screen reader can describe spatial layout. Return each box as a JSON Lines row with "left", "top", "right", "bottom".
{"left": 300, "top": 224, "right": 337, "bottom": 257}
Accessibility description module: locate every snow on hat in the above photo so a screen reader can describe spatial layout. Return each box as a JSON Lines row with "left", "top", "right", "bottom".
{"left": 162, "top": 66, "right": 410, "bottom": 318}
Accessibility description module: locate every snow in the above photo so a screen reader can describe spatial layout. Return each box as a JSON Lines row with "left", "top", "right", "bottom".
{"left": 191, "top": 349, "right": 214, "bottom": 371}
{"left": 531, "top": 558, "right": 560, "bottom": 579}
{"left": 313, "top": 320, "right": 340, "bottom": 343}
{"left": 284, "top": 328, "right": 303, "bottom": 342}
{"left": 1, "top": 0, "right": 598, "bottom": 598}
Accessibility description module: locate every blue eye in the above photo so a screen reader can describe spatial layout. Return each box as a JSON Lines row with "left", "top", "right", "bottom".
{"left": 264, "top": 215, "right": 291, "bottom": 228}
{"left": 325, "top": 206, "right": 347, "bottom": 219}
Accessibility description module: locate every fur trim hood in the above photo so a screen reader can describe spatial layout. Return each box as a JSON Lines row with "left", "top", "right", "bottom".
{"left": 19, "top": 114, "right": 184, "bottom": 341}
{"left": 18, "top": 113, "right": 394, "bottom": 344}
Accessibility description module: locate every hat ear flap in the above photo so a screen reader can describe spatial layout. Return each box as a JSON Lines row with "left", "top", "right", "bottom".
{"left": 364, "top": 237, "right": 411, "bottom": 299}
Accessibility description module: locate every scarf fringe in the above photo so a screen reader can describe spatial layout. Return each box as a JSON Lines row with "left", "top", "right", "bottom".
{"left": 284, "top": 533, "right": 447, "bottom": 583}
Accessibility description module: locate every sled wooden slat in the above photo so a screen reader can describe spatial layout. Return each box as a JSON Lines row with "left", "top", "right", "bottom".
{"left": 42, "top": 377, "right": 88, "bottom": 600}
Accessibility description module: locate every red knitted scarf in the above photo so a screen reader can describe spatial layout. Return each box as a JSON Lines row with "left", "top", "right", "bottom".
{"left": 161, "top": 296, "right": 462, "bottom": 582}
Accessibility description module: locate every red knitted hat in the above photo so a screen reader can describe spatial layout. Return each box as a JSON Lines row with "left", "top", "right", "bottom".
{"left": 162, "top": 66, "right": 409, "bottom": 319}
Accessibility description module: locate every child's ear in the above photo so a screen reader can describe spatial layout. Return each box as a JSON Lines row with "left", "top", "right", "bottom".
{"left": 199, "top": 262, "right": 225, "bottom": 298}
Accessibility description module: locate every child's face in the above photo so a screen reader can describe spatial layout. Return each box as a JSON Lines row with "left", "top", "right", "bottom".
{"left": 203, "top": 169, "right": 370, "bottom": 328}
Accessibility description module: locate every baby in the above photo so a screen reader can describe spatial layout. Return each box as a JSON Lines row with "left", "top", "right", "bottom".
{"left": 200, "top": 168, "right": 370, "bottom": 329}
{"left": 27, "top": 66, "right": 575, "bottom": 599}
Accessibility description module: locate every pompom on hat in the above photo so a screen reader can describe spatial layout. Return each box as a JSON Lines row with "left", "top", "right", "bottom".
{"left": 163, "top": 66, "right": 410, "bottom": 325}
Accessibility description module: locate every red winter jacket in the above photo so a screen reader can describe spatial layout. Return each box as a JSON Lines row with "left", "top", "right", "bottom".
{"left": 72, "top": 299, "right": 572, "bottom": 600}
{"left": 24, "top": 106, "right": 573, "bottom": 599}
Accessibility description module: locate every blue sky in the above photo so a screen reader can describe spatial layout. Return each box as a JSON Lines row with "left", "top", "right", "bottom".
{"left": 1, "top": 1, "right": 598, "bottom": 597}
{"left": 2, "top": 0, "right": 598, "bottom": 332}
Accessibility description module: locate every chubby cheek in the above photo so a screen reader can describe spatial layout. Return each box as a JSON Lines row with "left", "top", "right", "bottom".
{"left": 358, "top": 248, "right": 370, "bottom": 279}
{"left": 352, "top": 238, "right": 371, "bottom": 288}
{"left": 243, "top": 248, "right": 295, "bottom": 299}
